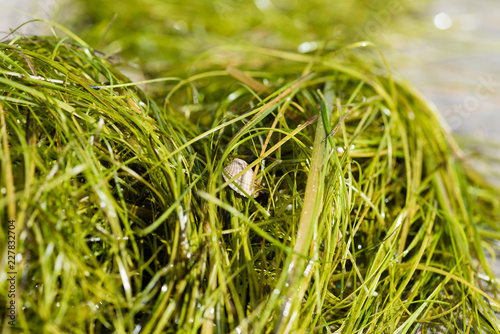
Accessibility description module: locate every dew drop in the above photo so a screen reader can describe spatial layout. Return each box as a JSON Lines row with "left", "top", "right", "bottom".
{"left": 132, "top": 325, "right": 142, "bottom": 334}
{"left": 283, "top": 299, "right": 292, "bottom": 317}
{"left": 298, "top": 41, "right": 318, "bottom": 53}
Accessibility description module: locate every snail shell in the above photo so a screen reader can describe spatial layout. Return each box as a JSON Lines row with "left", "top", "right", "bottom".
{"left": 222, "top": 159, "right": 260, "bottom": 198}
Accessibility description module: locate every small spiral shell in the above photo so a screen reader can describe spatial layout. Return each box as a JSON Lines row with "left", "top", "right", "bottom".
{"left": 222, "top": 159, "right": 260, "bottom": 198}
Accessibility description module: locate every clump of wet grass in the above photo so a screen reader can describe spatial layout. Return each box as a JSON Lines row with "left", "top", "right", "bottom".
{"left": 0, "top": 33, "right": 499, "bottom": 334}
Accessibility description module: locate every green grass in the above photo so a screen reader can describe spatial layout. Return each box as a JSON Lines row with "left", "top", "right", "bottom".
{"left": 54, "top": 0, "right": 429, "bottom": 75}
{"left": 0, "top": 29, "right": 499, "bottom": 334}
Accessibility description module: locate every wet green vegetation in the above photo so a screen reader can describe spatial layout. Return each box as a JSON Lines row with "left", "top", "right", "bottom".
{"left": 0, "top": 1, "right": 499, "bottom": 332}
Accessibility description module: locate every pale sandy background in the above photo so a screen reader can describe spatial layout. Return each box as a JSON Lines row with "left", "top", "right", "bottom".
{"left": 395, "top": 0, "right": 500, "bottom": 137}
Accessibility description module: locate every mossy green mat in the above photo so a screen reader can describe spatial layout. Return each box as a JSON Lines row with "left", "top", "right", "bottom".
{"left": 0, "top": 36, "right": 499, "bottom": 333}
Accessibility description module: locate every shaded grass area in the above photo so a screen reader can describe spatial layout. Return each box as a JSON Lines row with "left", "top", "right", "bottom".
{"left": 0, "top": 34, "right": 499, "bottom": 333}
